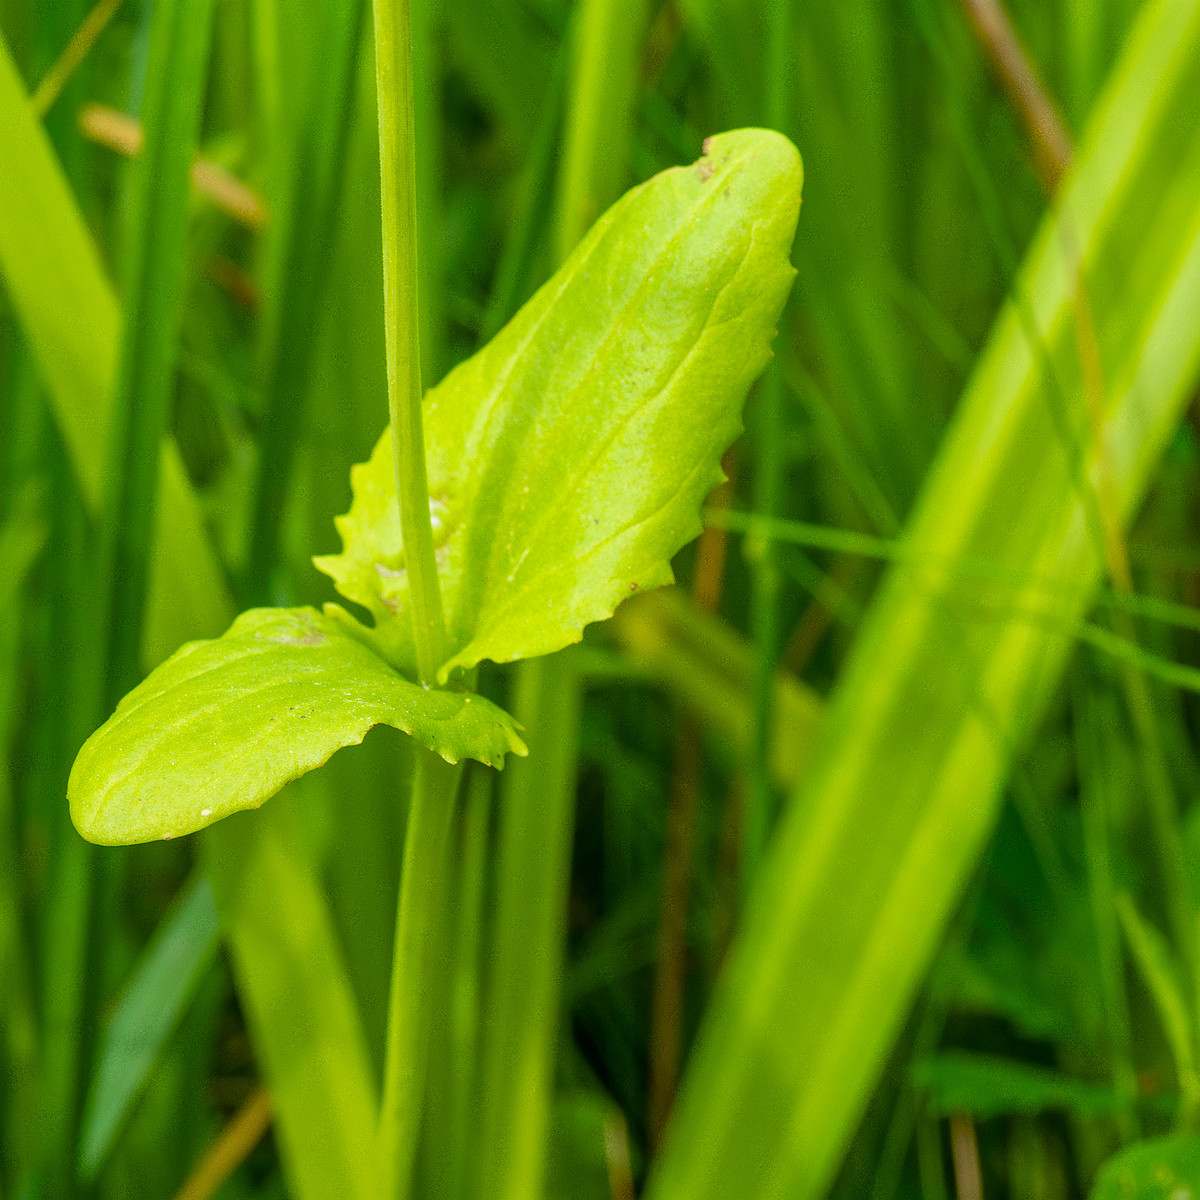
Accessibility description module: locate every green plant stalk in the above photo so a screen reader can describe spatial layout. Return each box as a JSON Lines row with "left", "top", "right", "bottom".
{"left": 370, "top": 0, "right": 445, "bottom": 685}
{"left": 476, "top": 651, "right": 582, "bottom": 1200}
{"left": 370, "top": 3, "right": 458, "bottom": 1194}
{"left": 743, "top": 0, "right": 792, "bottom": 893}
{"left": 378, "top": 753, "right": 461, "bottom": 1200}
{"left": 444, "top": 767, "right": 492, "bottom": 1200}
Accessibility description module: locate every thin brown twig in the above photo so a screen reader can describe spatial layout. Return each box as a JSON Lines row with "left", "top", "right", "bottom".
{"left": 949, "top": 1113, "right": 985, "bottom": 1200}
{"left": 955, "top": 0, "right": 1072, "bottom": 192}
{"left": 31, "top": 0, "right": 125, "bottom": 117}
{"left": 172, "top": 1087, "right": 273, "bottom": 1200}
{"left": 78, "top": 104, "right": 268, "bottom": 229}
{"left": 603, "top": 1110, "right": 637, "bottom": 1200}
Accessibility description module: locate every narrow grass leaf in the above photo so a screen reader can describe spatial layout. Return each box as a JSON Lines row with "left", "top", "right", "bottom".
{"left": 204, "top": 811, "right": 380, "bottom": 1200}
{"left": 0, "top": 30, "right": 232, "bottom": 662}
{"left": 79, "top": 872, "right": 221, "bottom": 1177}
{"left": 100, "top": 0, "right": 217, "bottom": 692}
{"left": 1115, "top": 893, "right": 1199, "bottom": 1104}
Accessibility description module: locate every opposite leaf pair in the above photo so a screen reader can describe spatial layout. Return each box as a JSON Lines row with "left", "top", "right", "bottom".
{"left": 69, "top": 128, "right": 804, "bottom": 846}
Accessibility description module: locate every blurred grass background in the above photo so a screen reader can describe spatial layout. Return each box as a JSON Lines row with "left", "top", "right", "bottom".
{"left": 3, "top": 0, "right": 1200, "bottom": 1197}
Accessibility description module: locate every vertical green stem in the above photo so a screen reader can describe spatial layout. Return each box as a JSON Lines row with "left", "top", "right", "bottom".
{"left": 371, "top": 0, "right": 445, "bottom": 686}
{"left": 378, "top": 752, "right": 461, "bottom": 1200}
{"left": 476, "top": 652, "right": 582, "bottom": 1200}
{"left": 743, "top": 0, "right": 791, "bottom": 892}
{"left": 443, "top": 765, "right": 492, "bottom": 1200}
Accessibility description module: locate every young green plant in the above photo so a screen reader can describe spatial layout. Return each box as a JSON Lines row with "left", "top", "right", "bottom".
{"left": 68, "top": 124, "right": 803, "bottom": 1198}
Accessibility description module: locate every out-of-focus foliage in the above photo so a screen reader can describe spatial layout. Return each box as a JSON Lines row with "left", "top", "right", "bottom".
{"left": 4, "top": 0, "right": 1200, "bottom": 1198}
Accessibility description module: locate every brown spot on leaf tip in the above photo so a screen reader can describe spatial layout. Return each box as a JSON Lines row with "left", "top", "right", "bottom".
{"left": 696, "top": 160, "right": 714, "bottom": 183}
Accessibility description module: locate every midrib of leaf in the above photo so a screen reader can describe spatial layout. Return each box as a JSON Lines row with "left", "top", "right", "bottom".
{"left": 439, "top": 153, "right": 780, "bottom": 670}
{"left": 450, "top": 147, "right": 742, "bottom": 552}
{"left": 475, "top": 456, "right": 714, "bottom": 638}
{"left": 473, "top": 273, "right": 729, "bottom": 609}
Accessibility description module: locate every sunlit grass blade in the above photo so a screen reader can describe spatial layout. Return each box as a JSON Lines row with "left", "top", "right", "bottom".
{"left": 649, "top": 1, "right": 1200, "bottom": 1196}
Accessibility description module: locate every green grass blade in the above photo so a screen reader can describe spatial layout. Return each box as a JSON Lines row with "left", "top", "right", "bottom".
{"left": 99, "top": 0, "right": 216, "bottom": 695}
{"left": 243, "top": 0, "right": 364, "bottom": 603}
{"left": 0, "top": 30, "right": 232, "bottom": 662}
{"left": 1115, "top": 893, "right": 1199, "bottom": 1115}
{"left": 204, "top": 808, "right": 380, "bottom": 1200}
{"left": 78, "top": 872, "right": 221, "bottom": 1178}
{"left": 475, "top": 650, "right": 583, "bottom": 1200}
{"left": 648, "top": 1, "right": 1200, "bottom": 1195}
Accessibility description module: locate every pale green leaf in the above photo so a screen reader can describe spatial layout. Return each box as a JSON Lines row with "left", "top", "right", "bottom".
{"left": 1090, "top": 1136, "right": 1200, "bottom": 1200}
{"left": 69, "top": 607, "right": 526, "bottom": 845}
{"left": 314, "top": 128, "right": 802, "bottom": 683}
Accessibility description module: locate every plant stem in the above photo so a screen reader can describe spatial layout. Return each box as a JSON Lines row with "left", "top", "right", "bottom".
{"left": 378, "top": 751, "right": 461, "bottom": 1200}
{"left": 742, "top": 0, "right": 791, "bottom": 895}
{"left": 371, "top": 0, "right": 446, "bottom": 686}
{"left": 477, "top": 652, "right": 582, "bottom": 1200}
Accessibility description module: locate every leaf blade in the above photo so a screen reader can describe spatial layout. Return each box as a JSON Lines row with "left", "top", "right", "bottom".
{"left": 68, "top": 607, "right": 525, "bottom": 845}
{"left": 315, "top": 127, "right": 803, "bottom": 681}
